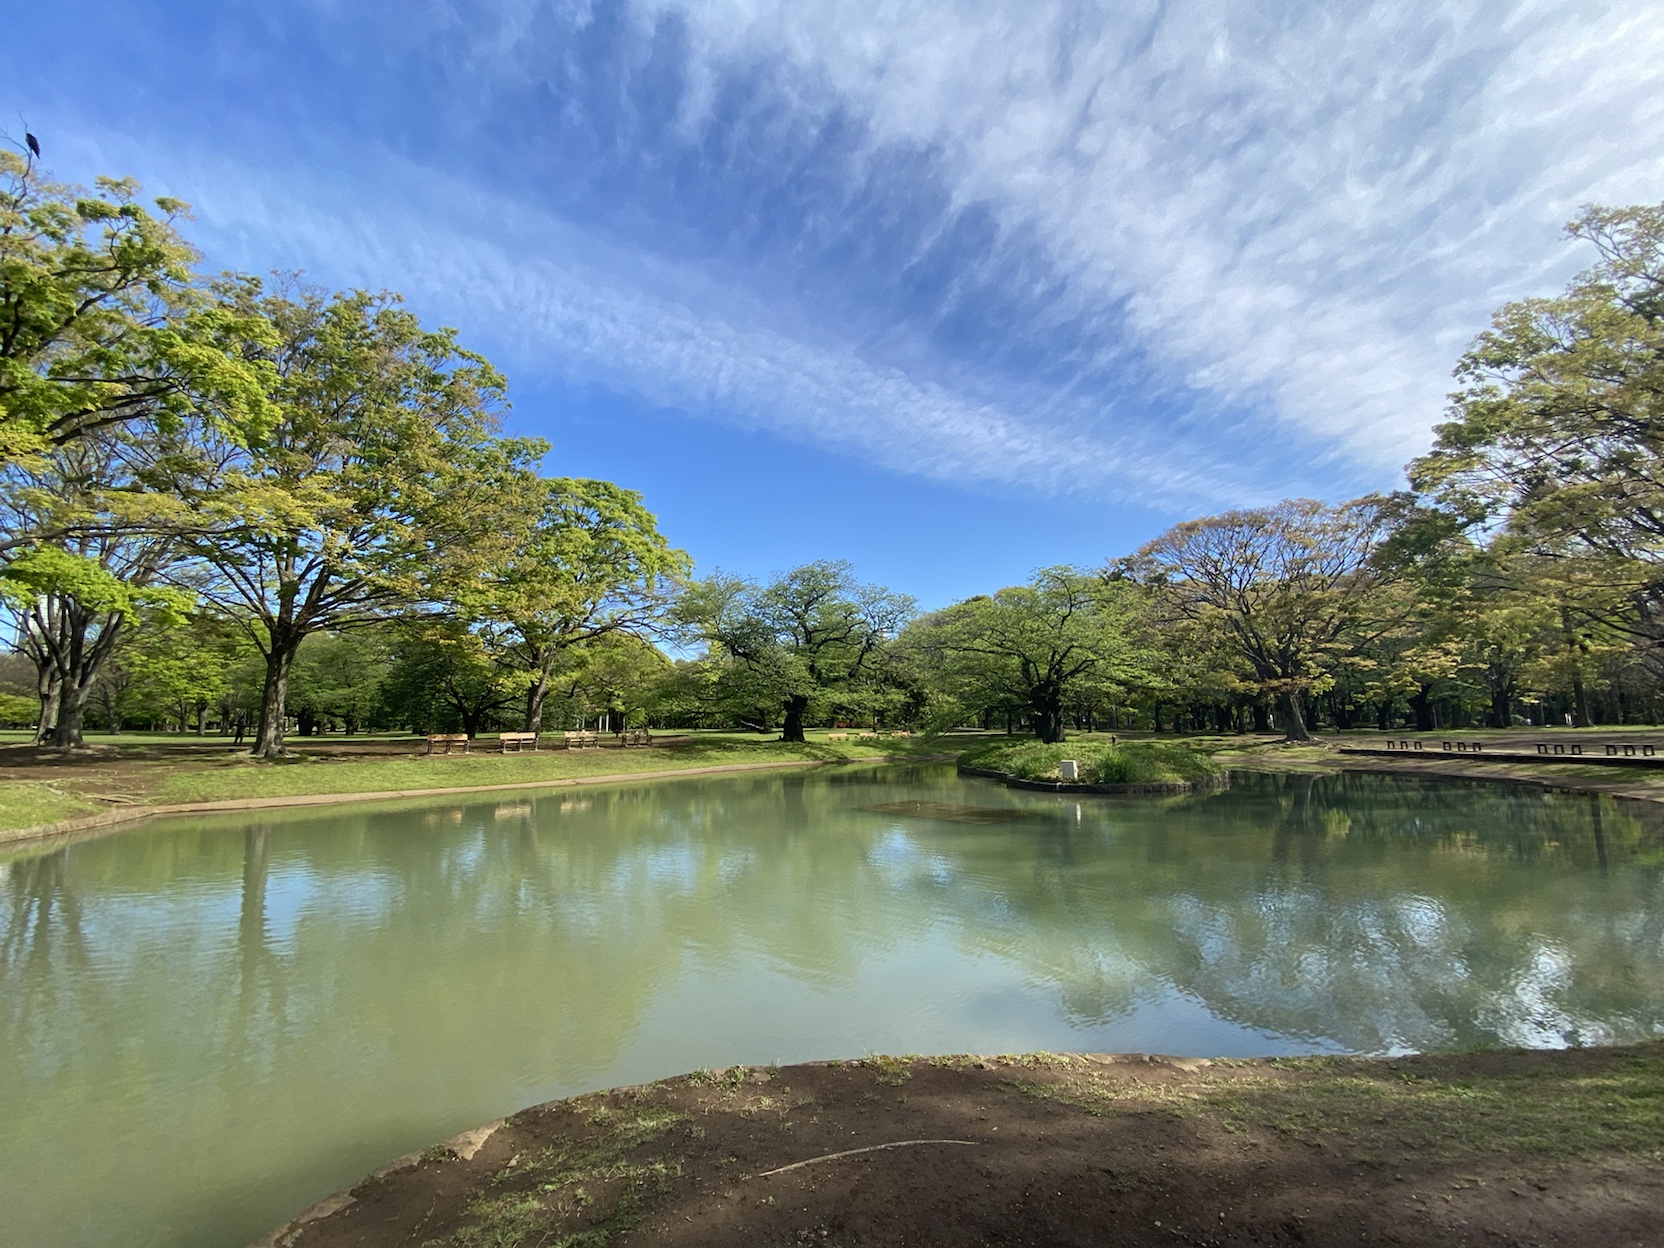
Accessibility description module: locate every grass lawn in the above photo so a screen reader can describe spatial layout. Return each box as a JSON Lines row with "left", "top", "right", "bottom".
{"left": 0, "top": 730, "right": 955, "bottom": 831}
{"left": 148, "top": 733, "right": 942, "bottom": 804}
{"left": 960, "top": 735, "right": 1223, "bottom": 784}
{"left": 0, "top": 781, "right": 104, "bottom": 832}
{"left": 7, "top": 723, "right": 1663, "bottom": 835}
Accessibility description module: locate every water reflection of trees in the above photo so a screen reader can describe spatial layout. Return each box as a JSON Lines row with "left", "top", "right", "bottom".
{"left": 929, "top": 771, "right": 1664, "bottom": 1050}
{"left": 4, "top": 769, "right": 1662, "bottom": 1070}
{"left": 4, "top": 767, "right": 1664, "bottom": 1244}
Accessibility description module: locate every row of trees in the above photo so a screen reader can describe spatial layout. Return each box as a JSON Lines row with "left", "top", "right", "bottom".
{"left": 4, "top": 140, "right": 1661, "bottom": 747}
{"left": 0, "top": 150, "right": 685, "bottom": 754}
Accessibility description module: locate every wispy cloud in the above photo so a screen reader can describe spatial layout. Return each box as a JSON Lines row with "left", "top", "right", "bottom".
{"left": 640, "top": 0, "right": 1664, "bottom": 471}
{"left": 14, "top": 0, "right": 1662, "bottom": 511}
{"left": 151, "top": 141, "right": 1242, "bottom": 503}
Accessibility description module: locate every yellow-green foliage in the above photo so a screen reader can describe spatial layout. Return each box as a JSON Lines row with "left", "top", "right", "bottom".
{"left": 962, "top": 737, "right": 1221, "bottom": 784}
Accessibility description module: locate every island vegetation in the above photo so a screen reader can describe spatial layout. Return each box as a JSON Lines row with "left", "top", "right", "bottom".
{"left": 958, "top": 737, "right": 1222, "bottom": 786}
{"left": 3, "top": 145, "right": 1662, "bottom": 783}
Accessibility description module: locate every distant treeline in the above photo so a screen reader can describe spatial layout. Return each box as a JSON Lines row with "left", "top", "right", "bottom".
{"left": 3, "top": 145, "right": 1660, "bottom": 748}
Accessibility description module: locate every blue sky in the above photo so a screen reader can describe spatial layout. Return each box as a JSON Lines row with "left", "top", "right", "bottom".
{"left": 7, "top": 0, "right": 1661, "bottom": 606}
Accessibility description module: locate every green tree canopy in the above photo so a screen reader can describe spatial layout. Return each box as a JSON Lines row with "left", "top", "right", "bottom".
{"left": 906, "top": 566, "right": 1147, "bottom": 743}
{"left": 172, "top": 278, "right": 542, "bottom": 756}
{"left": 0, "top": 149, "right": 272, "bottom": 475}
{"left": 461, "top": 476, "right": 688, "bottom": 732}
{"left": 680, "top": 560, "right": 914, "bottom": 741}
{"left": 1130, "top": 498, "right": 1398, "bottom": 740}
{"left": 1412, "top": 202, "right": 1664, "bottom": 671}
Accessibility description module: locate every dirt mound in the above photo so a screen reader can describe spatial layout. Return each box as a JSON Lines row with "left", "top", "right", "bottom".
{"left": 261, "top": 1043, "right": 1664, "bottom": 1248}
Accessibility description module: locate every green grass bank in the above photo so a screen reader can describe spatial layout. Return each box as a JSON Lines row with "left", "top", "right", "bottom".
{"left": 959, "top": 736, "right": 1224, "bottom": 785}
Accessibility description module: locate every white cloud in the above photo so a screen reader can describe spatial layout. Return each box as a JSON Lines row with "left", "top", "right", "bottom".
{"left": 35, "top": 0, "right": 1662, "bottom": 509}
{"left": 636, "top": 0, "right": 1664, "bottom": 471}
{"left": 160, "top": 145, "right": 1237, "bottom": 503}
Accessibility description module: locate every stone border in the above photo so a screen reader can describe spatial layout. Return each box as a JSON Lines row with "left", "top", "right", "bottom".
{"left": 957, "top": 763, "right": 1229, "bottom": 796}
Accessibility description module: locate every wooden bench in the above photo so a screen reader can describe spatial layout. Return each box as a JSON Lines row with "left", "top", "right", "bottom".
{"left": 426, "top": 733, "right": 469, "bottom": 754}
{"left": 562, "top": 730, "right": 602, "bottom": 749}
{"left": 617, "top": 728, "right": 653, "bottom": 747}
{"left": 827, "top": 732, "right": 850, "bottom": 740}
{"left": 498, "top": 731, "right": 539, "bottom": 753}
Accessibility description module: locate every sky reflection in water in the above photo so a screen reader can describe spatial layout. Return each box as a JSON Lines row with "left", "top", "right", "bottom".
{"left": 2, "top": 765, "right": 1661, "bottom": 1248}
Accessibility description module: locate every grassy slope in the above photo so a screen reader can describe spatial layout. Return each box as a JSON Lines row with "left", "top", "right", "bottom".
{"left": 9, "top": 724, "right": 1663, "bottom": 832}
{"left": 0, "top": 782, "right": 103, "bottom": 832}
{"left": 0, "top": 733, "right": 948, "bottom": 830}
{"left": 1008, "top": 1044, "right": 1664, "bottom": 1164}
{"left": 149, "top": 735, "right": 934, "bottom": 804}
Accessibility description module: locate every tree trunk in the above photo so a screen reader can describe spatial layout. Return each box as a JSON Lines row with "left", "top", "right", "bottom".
{"left": 33, "top": 665, "right": 60, "bottom": 745}
{"left": 1250, "top": 701, "right": 1270, "bottom": 733}
{"left": 253, "top": 642, "right": 300, "bottom": 758}
{"left": 522, "top": 655, "right": 555, "bottom": 732}
{"left": 1572, "top": 676, "right": 1591, "bottom": 728}
{"left": 52, "top": 679, "right": 97, "bottom": 748}
{"left": 51, "top": 617, "right": 124, "bottom": 749}
{"left": 1276, "top": 689, "right": 1312, "bottom": 742}
{"left": 781, "top": 694, "right": 808, "bottom": 743}
{"left": 1409, "top": 684, "right": 1434, "bottom": 732}
{"left": 1029, "top": 689, "right": 1066, "bottom": 743}
{"left": 1489, "top": 684, "right": 1512, "bottom": 730}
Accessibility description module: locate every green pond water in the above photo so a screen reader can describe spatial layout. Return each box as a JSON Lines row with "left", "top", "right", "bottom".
{"left": 3, "top": 764, "right": 1663, "bottom": 1247}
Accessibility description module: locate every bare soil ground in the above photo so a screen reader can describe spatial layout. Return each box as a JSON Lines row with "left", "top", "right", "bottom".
{"left": 264, "top": 1043, "right": 1664, "bottom": 1248}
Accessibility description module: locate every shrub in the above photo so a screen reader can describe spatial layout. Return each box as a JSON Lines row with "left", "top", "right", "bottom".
{"left": 961, "top": 737, "right": 1221, "bottom": 785}
{"left": 0, "top": 692, "right": 39, "bottom": 729}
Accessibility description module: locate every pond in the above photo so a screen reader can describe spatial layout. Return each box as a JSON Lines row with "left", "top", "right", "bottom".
{"left": 3, "top": 764, "right": 1662, "bottom": 1247}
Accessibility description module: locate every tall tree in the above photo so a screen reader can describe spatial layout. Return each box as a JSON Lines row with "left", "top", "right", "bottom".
{"left": 0, "top": 425, "right": 197, "bottom": 745}
{"left": 0, "top": 148, "right": 271, "bottom": 478}
{"left": 381, "top": 621, "right": 524, "bottom": 738}
{"left": 174, "top": 279, "right": 541, "bottom": 757}
{"left": 464, "top": 477, "right": 687, "bottom": 733}
{"left": 1412, "top": 202, "right": 1664, "bottom": 668}
{"left": 906, "top": 567, "right": 1147, "bottom": 743}
{"left": 681, "top": 561, "right": 914, "bottom": 741}
{"left": 286, "top": 630, "right": 393, "bottom": 735}
{"left": 1130, "top": 498, "right": 1397, "bottom": 741}
{"left": 1, "top": 541, "right": 189, "bottom": 744}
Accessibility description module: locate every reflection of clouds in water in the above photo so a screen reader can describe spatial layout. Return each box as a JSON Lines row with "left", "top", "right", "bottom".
{"left": 717, "top": 851, "right": 759, "bottom": 887}
{"left": 1393, "top": 895, "right": 1448, "bottom": 948}
{"left": 866, "top": 828, "right": 954, "bottom": 890}
{"left": 1479, "top": 941, "right": 1609, "bottom": 1050}
{"left": 596, "top": 842, "right": 761, "bottom": 898}
{"left": 1166, "top": 887, "right": 1473, "bottom": 1052}
{"left": 441, "top": 832, "right": 487, "bottom": 876}
{"left": 643, "top": 844, "right": 703, "bottom": 892}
